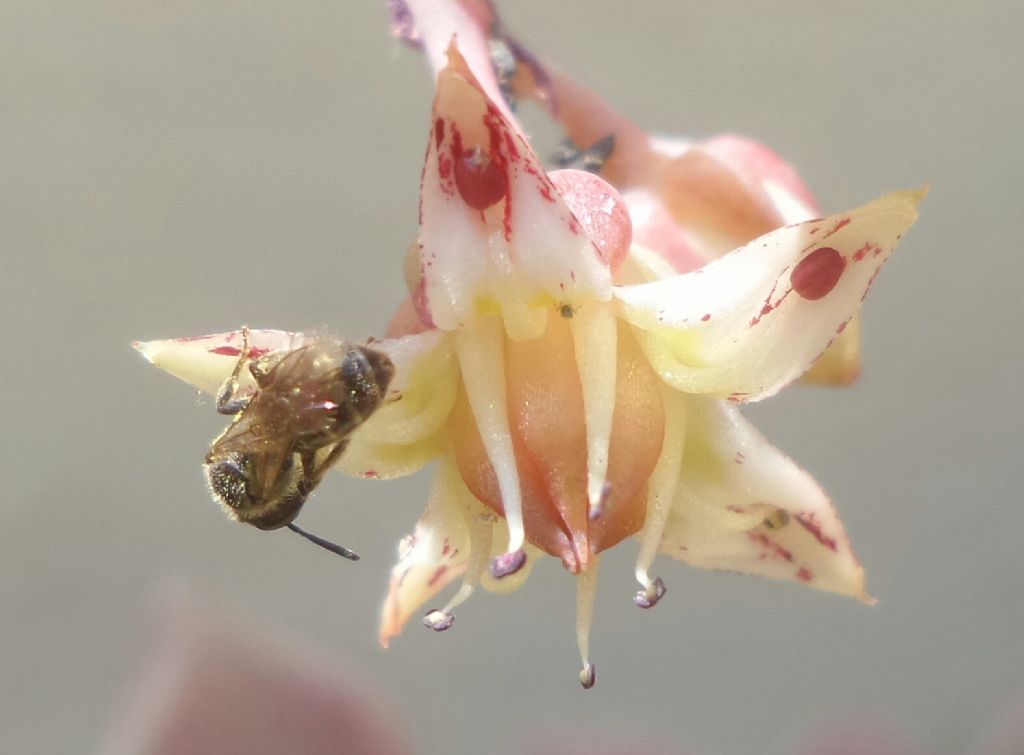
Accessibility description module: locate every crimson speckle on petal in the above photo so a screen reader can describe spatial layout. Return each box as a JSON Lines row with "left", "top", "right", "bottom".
{"left": 454, "top": 147, "right": 508, "bottom": 209}
{"left": 792, "top": 246, "right": 846, "bottom": 300}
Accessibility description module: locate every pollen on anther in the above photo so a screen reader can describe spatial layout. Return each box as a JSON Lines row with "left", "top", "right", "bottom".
{"left": 579, "top": 662, "right": 596, "bottom": 689}
{"left": 454, "top": 147, "right": 508, "bottom": 210}
{"left": 791, "top": 246, "right": 845, "bottom": 301}
{"left": 423, "top": 609, "right": 455, "bottom": 632}
{"left": 491, "top": 548, "right": 526, "bottom": 579}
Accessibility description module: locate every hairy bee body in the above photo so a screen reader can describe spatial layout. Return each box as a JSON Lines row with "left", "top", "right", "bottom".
{"left": 204, "top": 336, "right": 395, "bottom": 531}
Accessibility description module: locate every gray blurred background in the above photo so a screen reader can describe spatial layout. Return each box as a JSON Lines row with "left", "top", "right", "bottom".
{"left": 2, "top": 1, "right": 1021, "bottom": 753}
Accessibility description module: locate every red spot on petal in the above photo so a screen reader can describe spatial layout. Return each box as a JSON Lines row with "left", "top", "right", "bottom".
{"left": 749, "top": 532, "right": 794, "bottom": 562}
{"left": 438, "top": 154, "right": 452, "bottom": 181}
{"left": 363, "top": 470, "right": 378, "bottom": 479}
{"left": 208, "top": 345, "right": 269, "bottom": 358}
{"left": 433, "top": 118, "right": 444, "bottom": 149}
{"left": 796, "top": 567, "right": 814, "bottom": 582}
{"left": 454, "top": 148, "right": 508, "bottom": 210}
{"left": 749, "top": 276, "right": 792, "bottom": 326}
{"left": 795, "top": 512, "right": 838, "bottom": 552}
{"left": 701, "top": 313, "right": 712, "bottom": 322}
{"left": 427, "top": 565, "right": 448, "bottom": 587}
{"left": 791, "top": 246, "right": 845, "bottom": 300}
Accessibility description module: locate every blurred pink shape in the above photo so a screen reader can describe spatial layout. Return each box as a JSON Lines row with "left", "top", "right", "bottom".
{"left": 102, "top": 587, "right": 407, "bottom": 755}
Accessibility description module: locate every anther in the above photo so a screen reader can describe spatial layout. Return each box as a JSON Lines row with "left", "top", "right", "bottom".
{"left": 588, "top": 481, "right": 613, "bottom": 521}
{"left": 490, "top": 548, "right": 527, "bottom": 579}
{"left": 422, "top": 609, "right": 455, "bottom": 632}
{"left": 633, "top": 577, "right": 666, "bottom": 609}
{"left": 579, "top": 662, "right": 596, "bottom": 690}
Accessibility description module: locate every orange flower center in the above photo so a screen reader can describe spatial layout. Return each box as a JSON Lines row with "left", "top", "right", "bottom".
{"left": 448, "top": 314, "right": 665, "bottom": 572}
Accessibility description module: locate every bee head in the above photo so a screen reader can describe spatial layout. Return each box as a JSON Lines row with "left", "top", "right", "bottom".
{"left": 363, "top": 347, "right": 396, "bottom": 396}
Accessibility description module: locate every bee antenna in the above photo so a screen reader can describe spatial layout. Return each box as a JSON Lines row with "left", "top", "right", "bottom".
{"left": 286, "top": 523, "right": 360, "bottom": 562}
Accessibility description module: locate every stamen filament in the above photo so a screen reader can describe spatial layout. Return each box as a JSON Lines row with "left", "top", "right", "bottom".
{"left": 454, "top": 319, "right": 526, "bottom": 569}
{"left": 576, "top": 554, "right": 601, "bottom": 689}
{"left": 440, "top": 491, "right": 494, "bottom": 615}
{"left": 571, "top": 304, "right": 617, "bottom": 519}
{"left": 634, "top": 385, "right": 687, "bottom": 605}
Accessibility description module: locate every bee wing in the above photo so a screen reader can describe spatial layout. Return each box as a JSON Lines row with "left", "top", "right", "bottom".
{"left": 265, "top": 338, "right": 347, "bottom": 389}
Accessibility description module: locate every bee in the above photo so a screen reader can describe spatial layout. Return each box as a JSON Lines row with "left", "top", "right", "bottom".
{"left": 552, "top": 134, "right": 616, "bottom": 174}
{"left": 204, "top": 328, "right": 396, "bottom": 560}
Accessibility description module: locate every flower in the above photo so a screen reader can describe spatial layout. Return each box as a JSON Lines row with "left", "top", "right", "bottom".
{"left": 389, "top": 0, "right": 864, "bottom": 385}
{"left": 136, "top": 4, "right": 922, "bottom": 687}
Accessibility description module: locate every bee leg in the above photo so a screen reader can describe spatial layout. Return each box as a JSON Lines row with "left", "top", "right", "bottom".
{"left": 298, "top": 441, "right": 349, "bottom": 490}
{"left": 216, "top": 326, "right": 255, "bottom": 415}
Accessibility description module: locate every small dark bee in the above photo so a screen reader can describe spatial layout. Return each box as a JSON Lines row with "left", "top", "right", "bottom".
{"left": 205, "top": 328, "right": 395, "bottom": 560}
{"left": 552, "top": 134, "right": 616, "bottom": 174}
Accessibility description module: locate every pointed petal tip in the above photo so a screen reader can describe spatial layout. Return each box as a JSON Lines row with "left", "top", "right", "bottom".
{"left": 132, "top": 339, "right": 157, "bottom": 362}
{"left": 885, "top": 184, "right": 928, "bottom": 221}
{"left": 852, "top": 568, "right": 876, "bottom": 605}
{"left": 858, "top": 585, "right": 879, "bottom": 606}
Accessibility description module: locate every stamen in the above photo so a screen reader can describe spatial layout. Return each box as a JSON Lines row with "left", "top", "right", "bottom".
{"left": 575, "top": 555, "right": 601, "bottom": 690}
{"left": 570, "top": 305, "right": 617, "bottom": 520}
{"left": 491, "top": 549, "right": 527, "bottom": 578}
{"left": 634, "top": 577, "right": 666, "bottom": 609}
{"left": 422, "top": 610, "right": 455, "bottom": 632}
{"left": 579, "top": 663, "right": 596, "bottom": 690}
{"left": 634, "top": 386, "right": 687, "bottom": 605}
{"left": 588, "top": 481, "right": 613, "bottom": 522}
{"left": 454, "top": 320, "right": 526, "bottom": 577}
{"left": 439, "top": 494, "right": 495, "bottom": 615}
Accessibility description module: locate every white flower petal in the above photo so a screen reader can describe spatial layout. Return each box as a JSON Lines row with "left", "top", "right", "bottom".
{"left": 659, "top": 397, "right": 869, "bottom": 601}
{"left": 336, "top": 330, "right": 456, "bottom": 480}
{"left": 417, "top": 45, "right": 612, "bottom": 334}
{"left": 615, "top": 189, "right": 924, "bottom": 401}
{"left": 390, "top": 0, "right": 514, "bottom": 124}
{"left": 380, "top": 459, "right": 508, "bottom": 647}
{"left": 133, "top": 329, "right": 310, "bottom": 395}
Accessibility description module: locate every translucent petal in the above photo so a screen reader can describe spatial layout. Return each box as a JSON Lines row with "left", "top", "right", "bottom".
{"left": 336, "top": 330, "right": 456, "bottom": 480}
{"left": 659, "top": 397, "right": 870, "bottom": 601}
{"left": 133, "top": 329, "right": 309, "bottom": 395}
{"left": 800, "top": 316, "right": 862, "bottom": 386}
{"left": 416, "top": 45, "right": 612, "bottom": 333}
{"left": 388, "top": 0, "right": 515, "bottom": 127}
{"left": 378, "top": 458, "right": 538, "bottom": 646}
{"left": 379, "top": 460, "right": 474, "bottom": 648}
{"left": 615, "top": 189, "right": 924, "bottom": 401}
